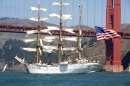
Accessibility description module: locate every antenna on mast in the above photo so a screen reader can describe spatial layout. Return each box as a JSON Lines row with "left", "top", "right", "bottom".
{"left": 38, "top": 0, "right": 41, "bottom": 5}
{"left": 79, "top": 2, "right": 85, "bottom": 8}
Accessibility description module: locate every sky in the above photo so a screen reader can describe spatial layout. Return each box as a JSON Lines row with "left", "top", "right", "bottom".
{"left": 0, "top": 0, "right": 130, "bottom": 28}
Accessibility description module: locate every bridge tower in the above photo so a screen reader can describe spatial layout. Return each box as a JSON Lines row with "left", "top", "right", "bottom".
{"left": 104, "top": 0, "right": 123, "bottom": 72}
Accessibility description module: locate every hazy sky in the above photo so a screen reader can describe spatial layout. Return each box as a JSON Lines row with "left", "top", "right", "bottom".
{"left": 0, "top": 0, "right": 130, "bottom": 28}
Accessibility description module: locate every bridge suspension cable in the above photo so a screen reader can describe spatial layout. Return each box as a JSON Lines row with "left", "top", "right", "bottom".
{"left": 94, "top": 0, "right": 96, "bottom": 27}
{"left": 123, "top": 0, "right": 126, "bottom": 23}
{"left": 72, "top": 0, "right": 74, "bottom": 26}
{"left": 101, "top": 0, "right": 103, "bottom": 26}
{"left": 86, "top": 0, "right": 88, "bottom": 27}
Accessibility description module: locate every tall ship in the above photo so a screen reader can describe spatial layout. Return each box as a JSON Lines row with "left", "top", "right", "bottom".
{"left": 14, "top": 0, "right": 99, "bottom": 74}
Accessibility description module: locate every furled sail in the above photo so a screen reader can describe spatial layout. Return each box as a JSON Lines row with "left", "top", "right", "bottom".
{"left": 47, "top": 26, "right": 75, "bottom": 34}
{"left": 43, "top": 46, "right": 76, "bottom": 51}
{"left": 29, "top": 18, "right": 48, "bottom": 21}
{"left": 31, "top": 7, "right": 47, "bottom": 12}
{"left": 39, "top": 39, "right": 44, "bottom": 47}
{"left": 49, "top": 13, "right": 72, "bottom": 20}
{"left": 22, "top": 38, "right": 36, "bottom": 43}
{"left": 62, "top": 47, "right": 77, "bottom": 51}
{"left": 38, "top": 48, "right": 42, "bottom": 55}
{"left": 43, "top": 45, "right": 58, "bottom": 50}
{"left": 63, "top": 27, "right": 75, "bottom": 34}
{"left": 62, "top": 37, "right": 77, "bottom": 41}
{"left": 47, "top": 26, "right": 59, "bottom": 31}
{"left": 44, "top": 36, "right": 58, "bottom": 40}
{"left": 52, "top": 2, "right": 70, "bottom": 6}
{"left": 43, "top": 39, "right": 53, "bottom": 42}
{"left": 40, "top": 29, "right": 52, "bottom": 35}
{"left": 22, "top": 38, "right": 54, "bottom": 43}
{"left": 79, "top": 29, "right": 82, "bottom": 35}
{"left": 26, "top": 30, "right": 37, "bottom": 34}
{"left": 21, "top": 48, "right": 36, "bottom": 52}
{"left": 21, "top": 47, "right": 54, "bottom": 53}
{"left": 26, "top": 29, "right": 51, "bottom": 35}
{"left": 44, "top": 36, "right": 76, "bottom": 42}
{"left": 43, "top": 49, "right": 53, "bottom": 53}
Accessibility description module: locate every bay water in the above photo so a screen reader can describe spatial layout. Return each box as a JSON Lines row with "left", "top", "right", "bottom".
{"left": 0, "top": 71, "right": 130, "bottom": 86}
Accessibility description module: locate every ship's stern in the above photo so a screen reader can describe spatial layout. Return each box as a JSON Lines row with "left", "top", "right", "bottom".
{"left": 21, "top": 64, "right": 30, "bottom": 73}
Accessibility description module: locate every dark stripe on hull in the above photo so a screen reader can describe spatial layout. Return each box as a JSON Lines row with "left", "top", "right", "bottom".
{"left": 24, "top": 64, "right": 30, "bottom": 73}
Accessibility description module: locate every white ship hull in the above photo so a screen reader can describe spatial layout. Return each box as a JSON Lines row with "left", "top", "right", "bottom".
{"left": 21, "top": 62, "right": 99, "bottom": 74}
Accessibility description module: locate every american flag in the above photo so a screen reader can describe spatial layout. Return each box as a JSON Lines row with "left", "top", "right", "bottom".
{"left": 95, "top": 26, "right": 121, "bottom": 41}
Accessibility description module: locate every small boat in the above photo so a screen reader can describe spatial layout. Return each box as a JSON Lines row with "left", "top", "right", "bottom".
{"left": 2, "top": 64, "right": 7, "bottom": 72}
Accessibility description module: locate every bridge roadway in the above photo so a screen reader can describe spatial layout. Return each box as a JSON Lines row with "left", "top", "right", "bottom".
{"left": 0, "top": 24, "right": 130, "bottom": 39}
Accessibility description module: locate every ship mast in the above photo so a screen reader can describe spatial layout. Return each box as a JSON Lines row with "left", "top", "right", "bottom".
{"left": 77, "top": 4, "right": 83, "bottom": 60}
{"left": 58, "top": 0, "right": 63, "bottom": 64}
{"left": 49, "top": 0, "right": 71, "bottom": 64}
{"left": 36, "top": 0, "right": 41, "bottom": 63}
{"left": 21, "top": 0, "right": 49, "bottom": 63}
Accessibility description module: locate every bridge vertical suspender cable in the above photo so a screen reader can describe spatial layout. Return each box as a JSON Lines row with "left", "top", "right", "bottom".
{"left": 124, "top": 0, "right": 125, "bottom": 24}
{"left": 24, "top": 0, "right": 25, "bottom": 19}
{"left": 86, "top": 0, "right": 88, "bottom": 27}
{"left": 72, "top": 0, "right": 74, "bottom": 26}
{"left": 18, "top": 0, "right": 19, "bottom": 18}
{"left": 0, "top": 0, "right": 2, "bottom": 23}
{"left": 6, "top": 0, "right": 7, "bottom": 24}
{"left": 101, "top": 0, "right": 103, "bottom": 26}
{"left": 49, "top": 0, "right": 51, "bottom": 23}
{"left": 64, "top": 0, "right": 66, "bottom": 26}
{"left": 9, "top": 0, "right": 11, "bottom": 19}
{"left": 31, "top": 0, "right": 33, "bottom": 18}
{"left": 4, "top": 0, "right": 8, "bottom": 18}
{"left": 9, "top": 0, "right": 11, "bottom": 25}
{"left": 94, "top": 0, "right": 96, "bottom": 27}
{"left": 15, "top": 0, "right": 16, "bottom": 18}
{"left": 26, "top": 0, "right": 28, "bottom": 19}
